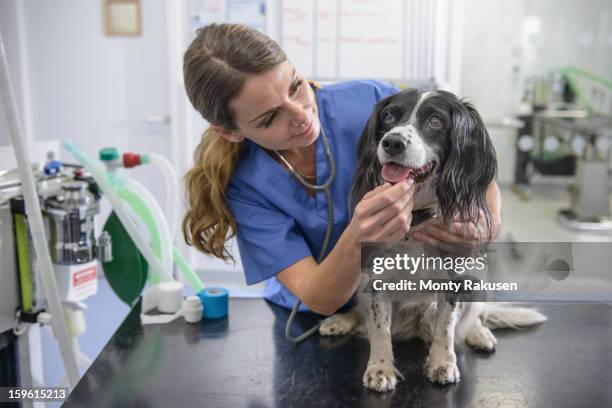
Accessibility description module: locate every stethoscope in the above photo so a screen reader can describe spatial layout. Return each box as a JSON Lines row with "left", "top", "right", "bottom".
{"left": 274, "top": 121, "right": 336, "bottom": 343}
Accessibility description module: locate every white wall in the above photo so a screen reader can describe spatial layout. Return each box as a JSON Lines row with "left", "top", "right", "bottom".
{"left": 521, "top": 0, "right": 612, "bottom": 80}
{"left": 22, "top": 1, "right": 171, "bottom": 185}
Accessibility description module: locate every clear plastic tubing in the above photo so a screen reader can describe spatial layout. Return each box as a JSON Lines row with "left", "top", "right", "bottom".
{"left": 146, "top": 153, "right": 178, "bottom": 240}
{"left": 117, "top": 181, "right": 204, "bottom": 291}
{"left": 120, "top": 177, "right": 173, "bottom": 280}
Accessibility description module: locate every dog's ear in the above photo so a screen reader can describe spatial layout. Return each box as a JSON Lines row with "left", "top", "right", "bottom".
{"left": 348, "top": 97, "right": 391, "bottom": 215}
{"left": 435, "top": 100, "right": 497, "bottom": 238}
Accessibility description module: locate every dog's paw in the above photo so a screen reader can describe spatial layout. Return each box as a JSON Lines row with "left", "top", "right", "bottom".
{"left": 465, "top": 325, "right": 497, "bottom": 352}
{"left": 319, "top": 314, "right": 355, "bottom": 336}
{"left": 424, "top": 354, "right": 460, "bottom": 384}
{"left": 362, "top": 362, "right": 400, "bottom": 392}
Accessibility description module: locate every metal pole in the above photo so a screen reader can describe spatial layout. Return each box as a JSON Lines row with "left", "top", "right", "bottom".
{"left": 0, "top": 30, "right": 80, "bottom": 387}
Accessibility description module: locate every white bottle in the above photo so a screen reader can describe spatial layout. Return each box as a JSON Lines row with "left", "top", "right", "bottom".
{"left": 182, "top": 296, "right": 203, "bottom": 323}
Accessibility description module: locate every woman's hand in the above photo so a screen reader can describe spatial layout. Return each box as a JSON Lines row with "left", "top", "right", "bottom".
{"left": 411, "top": 210, "right": 497, "bottom": 245}
{"left": 348, "top": 179, "right": 416, "bottom": 244}
{"left": 412, "top": 182, "right": 502, "bottom": 244}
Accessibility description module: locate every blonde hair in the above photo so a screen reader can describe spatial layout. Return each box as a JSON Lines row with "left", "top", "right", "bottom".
{"left": 182, "top": 24, "right": 287, "bottom": 261}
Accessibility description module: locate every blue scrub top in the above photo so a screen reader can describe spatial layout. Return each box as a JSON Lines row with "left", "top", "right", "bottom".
{"left": 226, "top": 80, "right": 399, "bottom": 311}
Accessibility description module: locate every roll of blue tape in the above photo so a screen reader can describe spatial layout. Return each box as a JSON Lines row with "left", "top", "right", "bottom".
{"left": 197, "top": 287, "right": 229, "bottom": 319}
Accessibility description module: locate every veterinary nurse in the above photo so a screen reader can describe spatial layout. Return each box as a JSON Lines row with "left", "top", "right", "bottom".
{"left": 181, "top": 24, "right": 501, "bottom": 315}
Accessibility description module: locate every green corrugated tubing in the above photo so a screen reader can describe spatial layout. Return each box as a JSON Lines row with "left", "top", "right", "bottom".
{"left": 115, "top": 184, "right": 204, "bottom": 292}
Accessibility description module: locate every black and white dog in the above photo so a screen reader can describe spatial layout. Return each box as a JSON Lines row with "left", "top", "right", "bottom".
{"left": 319, "top": 89, "right": 546, "bottom": 391}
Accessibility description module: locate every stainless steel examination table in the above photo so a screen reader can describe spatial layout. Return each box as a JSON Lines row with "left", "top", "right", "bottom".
{"left": 64, "top": 299, "right": 612, "bottom": 407}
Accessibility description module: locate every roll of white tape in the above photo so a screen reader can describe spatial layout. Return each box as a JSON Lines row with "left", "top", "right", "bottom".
{"left": 157, "top": 281, "right": 184, "bottom": 313}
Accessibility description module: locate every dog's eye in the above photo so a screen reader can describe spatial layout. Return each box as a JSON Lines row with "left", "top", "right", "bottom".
{"left": 428, "top": 116, "right": 443, "bottom": 129}
{"left": 383, "top": 112, "right": 395, "bottom": 125}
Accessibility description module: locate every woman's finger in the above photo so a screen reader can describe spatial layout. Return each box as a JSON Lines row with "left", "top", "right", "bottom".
{"left": 366, "top": 197, "right": 413, "bottom": 241}
{"left": 360, "top": 182, "right": 389, "bottom": 201}
{"left": 450, "top": 210, "right": 491, "bottom": 241}
{"left": 361, "top": 187, "right": 415, "bottom": 234}
{"left": 386, "top": 223, "right": 410, "bottom": 243}
{"left": 358, "top": 179, "right": 414, "bottom": 216}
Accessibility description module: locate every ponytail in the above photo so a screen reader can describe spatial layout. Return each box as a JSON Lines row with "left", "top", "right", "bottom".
{"left": 183, "top": 128, "right": 243, "bottom": 261}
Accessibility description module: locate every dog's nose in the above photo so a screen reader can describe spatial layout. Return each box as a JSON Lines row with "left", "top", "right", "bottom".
{"left": 381, "top": 133, "right": 408, "bottom": 156}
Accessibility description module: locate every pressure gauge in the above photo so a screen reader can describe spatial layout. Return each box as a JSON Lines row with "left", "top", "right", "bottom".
{"left": 543, "top": 135, "right": 560, "bottom": 152}
{"left": 518, "top": 134, "right": 535, "bottom": 152}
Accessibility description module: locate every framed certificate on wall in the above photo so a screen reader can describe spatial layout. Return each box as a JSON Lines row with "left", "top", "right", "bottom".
{"left": 104, "top": 0, "right": 141, "bottom": 36}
